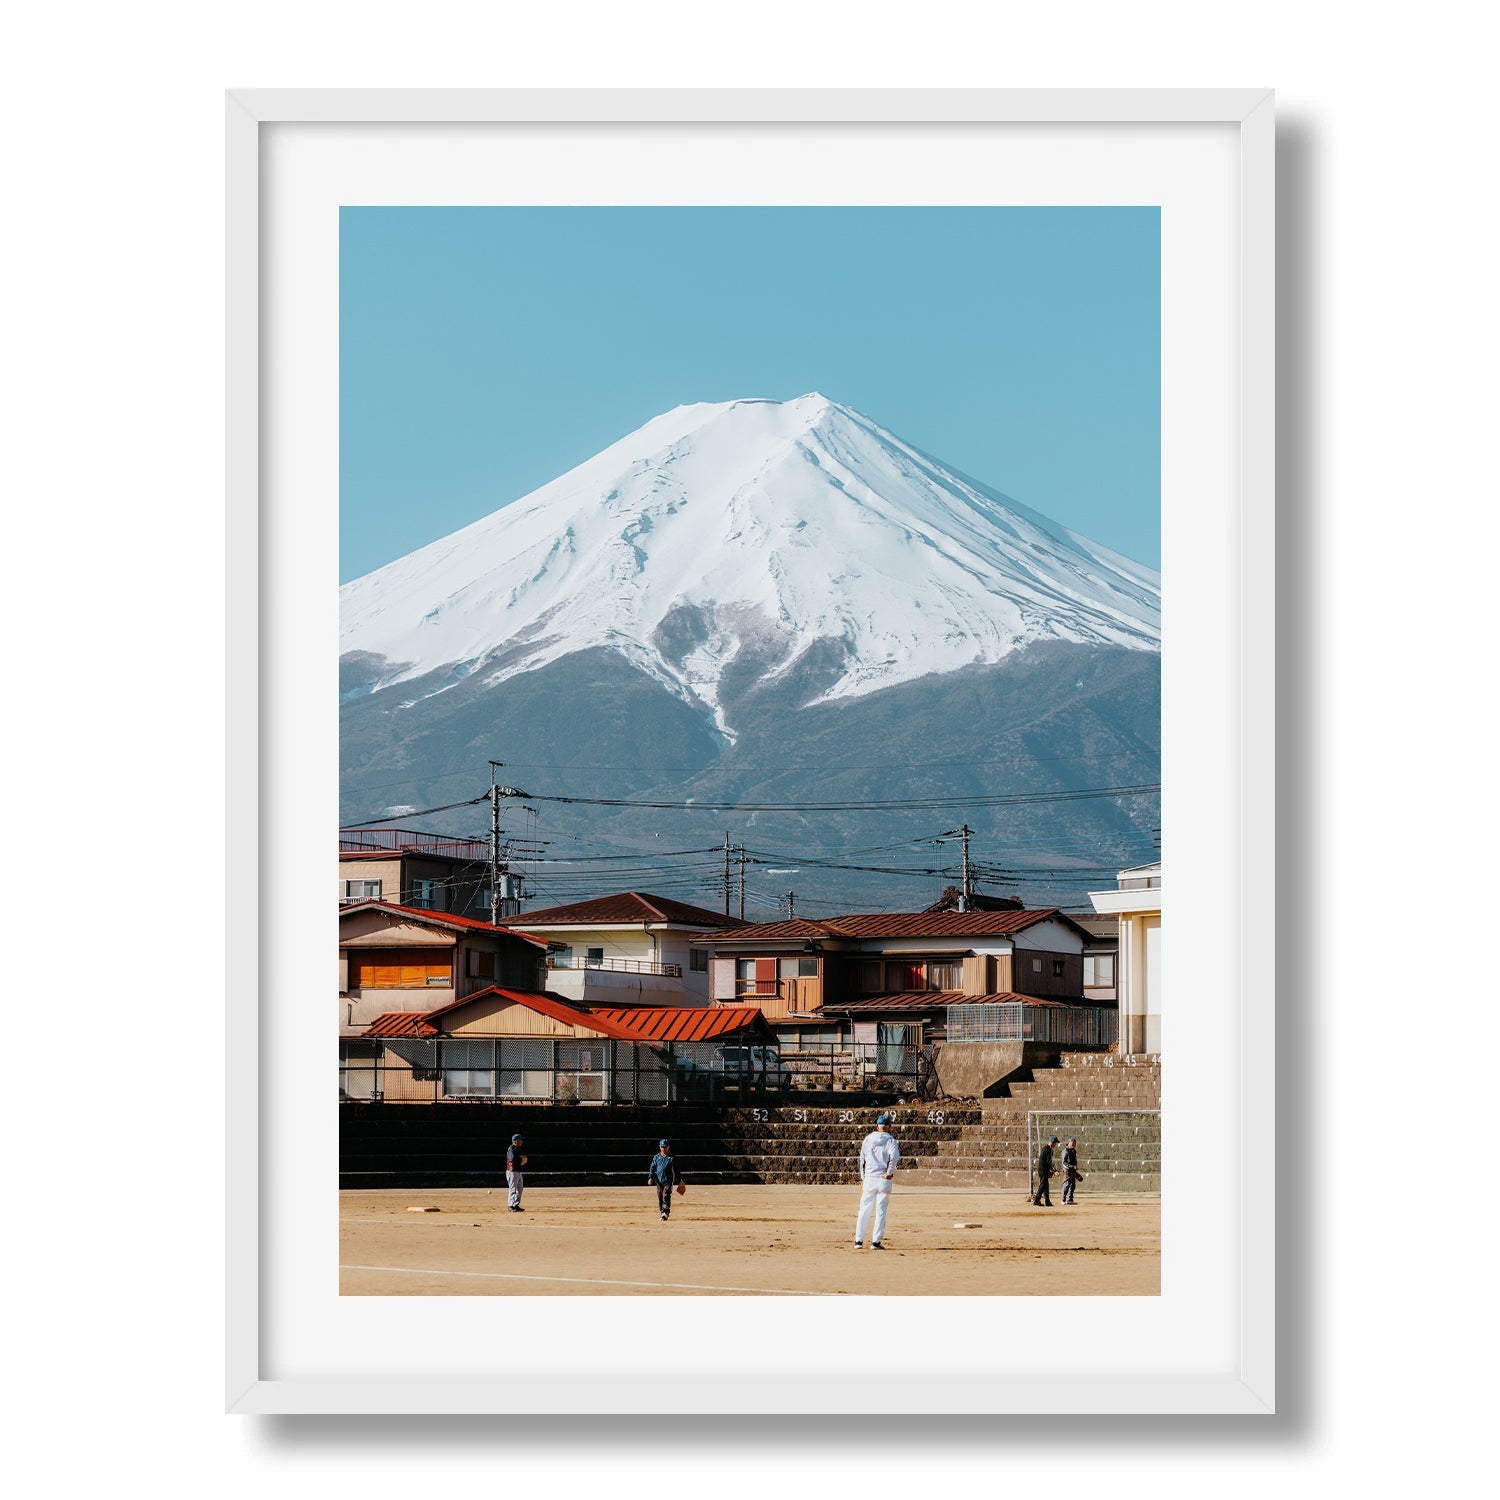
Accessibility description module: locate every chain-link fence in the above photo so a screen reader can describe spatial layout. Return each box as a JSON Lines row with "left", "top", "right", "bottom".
{"left": 946, "top": 1002, "right": 1118, "bottom": 1047}
{"left": 340, "top": 1036, "right": 920, "bottom": 1104}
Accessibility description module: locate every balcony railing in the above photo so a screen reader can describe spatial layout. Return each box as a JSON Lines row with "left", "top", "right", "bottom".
{"left": 546, "top": 955, "right": 682, "bottom": 978}
{"left": 339, "top": 827, "right": 490, "bottom": 861}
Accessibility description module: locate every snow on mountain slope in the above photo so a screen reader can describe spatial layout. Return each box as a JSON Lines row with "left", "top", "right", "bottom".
{"left": 339, "top": 394, "right": 1160, "bottom": 739}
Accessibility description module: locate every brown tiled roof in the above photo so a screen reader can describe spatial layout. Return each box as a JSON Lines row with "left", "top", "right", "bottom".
{"left": 821, "top": 991, "right": 1082, "bottom": 1014}
{"left": 707, "top": 909, "right": 1083, "bottom": 942}
{"left": 505, "top": 892, "right": 747, "bottom": 929}
{"left": 701, "top": 918, "right": 832, "bottom": 941}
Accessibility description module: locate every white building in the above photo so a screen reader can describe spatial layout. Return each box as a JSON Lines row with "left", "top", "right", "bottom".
{"left": 1088, "top": 862, "right": 1162, "bottom": 1054}
{"left": 506, "top": 892, "right": 745, "bottom": 1007}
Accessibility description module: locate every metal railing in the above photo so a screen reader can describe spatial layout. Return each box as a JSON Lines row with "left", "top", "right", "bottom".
{"left": 339, "top": 827, "right": 490, "bottom": 861}
{"left": 546, "top": 955, "right": 683, "bottom": 977}
{"left": 945, "top": 1003, "right": 1118, "bottom": 1047}
{"left": 340, "top": 1037, "right": 919, "bottom": 1105}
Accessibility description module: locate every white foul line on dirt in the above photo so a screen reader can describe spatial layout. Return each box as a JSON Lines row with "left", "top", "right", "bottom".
{"left": 340, "top": 1264, "right": 829, "bottom": 1295}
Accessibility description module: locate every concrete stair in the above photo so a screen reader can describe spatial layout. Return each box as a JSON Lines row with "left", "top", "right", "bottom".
{"left": 340, "top": 1052, "right": 1161, "bottom": 1194}
{"left": 906, "top": 1051, "right": 1162, "bottom": 1191}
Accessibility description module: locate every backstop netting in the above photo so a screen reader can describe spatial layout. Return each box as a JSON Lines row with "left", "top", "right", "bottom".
{"left": 1028, "top": 1109, "right": 1161, "bottom": 1195}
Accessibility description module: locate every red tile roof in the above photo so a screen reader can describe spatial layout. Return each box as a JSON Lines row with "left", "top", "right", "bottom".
{"left": 706, "top": 909, "right": 1089, "bottom": 942}
{"left": 503, "top": 892, "right": 747, "bottom": 929}
{"left": 478, "top": 988, "right": 645, "bottom": 1037}
{"left": 585, "top": 1006, "right": 773, "bottom": 1042}
{"left": 339, "top": 901, "right": 553, "bottom": 947}
{"left": 361, "top": 990, "right": 771, "bottom": 1042}
{"left": 364, "top": 1011, "right": 442, "bottom": 1037}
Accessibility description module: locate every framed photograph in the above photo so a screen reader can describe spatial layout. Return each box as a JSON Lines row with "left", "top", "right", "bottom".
{"left": 227, "top": 88, "right": 1274, "bottom": 1414}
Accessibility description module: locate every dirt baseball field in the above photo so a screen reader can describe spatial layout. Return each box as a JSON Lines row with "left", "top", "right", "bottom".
{"left": 340, "top": 1183, "right": 1159, "bottom": 1296}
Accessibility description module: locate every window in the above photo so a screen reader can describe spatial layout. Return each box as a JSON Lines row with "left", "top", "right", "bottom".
{"left": 1084, "top": 953, "right": 1116, "bottom": 987}
{"left": 1052, "top": 959, "right": 1065, "bottom": 978}
{"left": 793, "top": 1027, "right": 841, "bottom": 1048}
{"left": 1032, "top": 958, "right": 1043, "bottom": 973}
{"left": 350, "top": 947, "right": 452, "bottom": 988}
{"left": 442, "top": 1038, "right": 496, "bottom": 1097}
{"left": 735, "top": 958, "right": 779, "bottom": 996}
{"left": 798, "top": 957, "right": 818, "bottom": 977}
{"left": 411, "top": 878, "right": 444, "bottom": 911}
{"left": 467, "top": 949, "right": 495, "bottom": 980}
{"left": 859, "top": 961, "right": 884, "bottom": 993}
{"left": 586, "top": 947, "right": 605, "bottom": 966}
{"left": 341, "top": 878, "right": 382, "bottom": 903}
{"left": 927, "top": 960, "right": 962, "bottom": 990}
{"left": 339, "top": 1040, "right": 383, "bottom": 1100}
{"left": 689, "top": 949, "right": 709, "bottom": 973}
{"left": 886, "top": 960, "right": 925, "bottom": 991}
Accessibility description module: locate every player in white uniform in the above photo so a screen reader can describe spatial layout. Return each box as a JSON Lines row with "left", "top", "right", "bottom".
{"left": 853, "top": 1112, "right": 900, "bottom": 1249}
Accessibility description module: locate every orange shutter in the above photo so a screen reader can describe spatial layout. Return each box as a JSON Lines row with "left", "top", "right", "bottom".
{"left": 355, "top": 947, "right": 452, "bottom": 988}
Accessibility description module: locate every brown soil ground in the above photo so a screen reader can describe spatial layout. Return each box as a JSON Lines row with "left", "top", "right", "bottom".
{"left": 340, "top": 1184, "right": 1160, "bottom": 1296}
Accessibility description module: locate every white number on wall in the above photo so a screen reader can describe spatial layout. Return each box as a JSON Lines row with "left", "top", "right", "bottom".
{"left": 927, "top": 1110, "right": 945, "bottom": 1124}
{"left": 752, "top": 1108, "right": 769, "bottom": 1123}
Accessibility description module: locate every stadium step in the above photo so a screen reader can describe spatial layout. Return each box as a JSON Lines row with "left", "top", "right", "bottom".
{"left": 341, "top": 1051, "right": 1161, "bottom": 1191}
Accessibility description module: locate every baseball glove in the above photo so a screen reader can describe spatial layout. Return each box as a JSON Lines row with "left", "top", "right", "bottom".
{"left": 676, "top": 1182, "right": 687, "bottom": 1196}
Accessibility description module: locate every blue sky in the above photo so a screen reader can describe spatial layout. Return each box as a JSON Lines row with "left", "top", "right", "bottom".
{"left": 341, "top": 207, "right": 1159, "bottom": 583}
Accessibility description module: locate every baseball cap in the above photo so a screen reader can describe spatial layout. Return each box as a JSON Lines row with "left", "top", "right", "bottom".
{"left": 659, "top": 1138, "right": 671, "bottom": 1149}
{"left": 876, "top": 1113, "right": 892, "bottom": 1125}
{"left": 1049, "top": 1135, "right": 1059, "bottom": 1143}
{"left": 511, "top": 1133, "right": 523, "bottom": 1142}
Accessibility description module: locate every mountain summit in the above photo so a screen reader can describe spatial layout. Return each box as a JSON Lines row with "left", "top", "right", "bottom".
{"left": 340, "top": 395, "right": 1160, "bottom": 741}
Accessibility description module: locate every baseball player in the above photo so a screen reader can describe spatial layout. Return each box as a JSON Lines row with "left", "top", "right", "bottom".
{"left": 647, "top": 1138, "right": 684, "bottom": 1221}
{"left": 1032, "top": 1134, "right": 1059, "bottom": 1205}
{"left": 853, "top": 1112, "right": 900, "bottom": 1249}
{"left": 506, "top": 1132, "right": 527, "bottom": 1211}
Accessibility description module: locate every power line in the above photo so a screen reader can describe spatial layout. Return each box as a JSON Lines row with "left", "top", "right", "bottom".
{"left": 527, "top": 782, "right": 1159, "bottom": 814}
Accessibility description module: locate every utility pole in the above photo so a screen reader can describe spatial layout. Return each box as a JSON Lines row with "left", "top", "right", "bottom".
{"left": 960, "top": 823, "right": 974, "bottom": 912}
{"left": 736, "top": 844, "right": 749, "bottom": 921}
{"left": 489, "top": 761, "right": 504, "bottom": 927}
{"left": 787, "top": 890, "right": 796, "bottom": 919}
{"left": 486, "top": 761, "right": 534, "bottom": 925}
{"left": 722, "top": 831, "right": 732, "bottom": 917}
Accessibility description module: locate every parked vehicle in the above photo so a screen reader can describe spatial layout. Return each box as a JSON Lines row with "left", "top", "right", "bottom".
{"left": 674, "top": 1043, "right": 793, "bottom": 1091}
{"left": 712, "top": 1044, "right": 793, "bottom": 1088}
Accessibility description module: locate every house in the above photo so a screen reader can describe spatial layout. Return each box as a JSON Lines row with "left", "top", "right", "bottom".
{"left": 697, "top": 905, "right": 1107, "bottom": 1057}
{"left": 346, "top": 987, "right": 777, "bottom": 1104}
{"left": 1088, "top": 861, "right": 1161, "bottom": 1053}
{"left": 338, "top": 901, "right": 553, "bottom": 1037}
{"left": 339, "top": 827, "right": 499, "bottom": 919}
{"left": 1070, "top": 912, "right": 1121, "bottom": 1005}
{"left": 501, "top": 892, "right": 748, "bottom": 1007}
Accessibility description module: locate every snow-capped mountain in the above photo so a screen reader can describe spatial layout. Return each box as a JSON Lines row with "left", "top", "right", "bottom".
{"left": 340, "top": 394, "right": 1159, "bottom": 742}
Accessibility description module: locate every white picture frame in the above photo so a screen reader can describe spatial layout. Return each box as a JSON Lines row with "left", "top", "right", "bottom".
{"left": 226, "top": 87, "right": 1274, "bottom": 1416}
